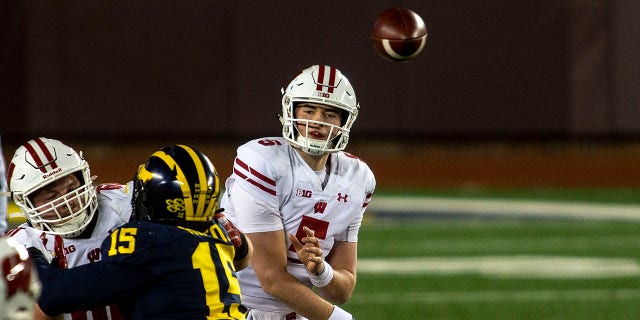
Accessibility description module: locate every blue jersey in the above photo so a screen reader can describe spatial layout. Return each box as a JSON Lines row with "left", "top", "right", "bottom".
{"left": 35, "top": 221, "right": 247, "bottom": 320}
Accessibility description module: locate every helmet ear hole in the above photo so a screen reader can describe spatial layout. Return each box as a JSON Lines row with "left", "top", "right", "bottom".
{"left": 340, "top": 110, "right": 349, "bottom": 127}
{"left": 72, "top": 170, "right": 87, "bottom": 186}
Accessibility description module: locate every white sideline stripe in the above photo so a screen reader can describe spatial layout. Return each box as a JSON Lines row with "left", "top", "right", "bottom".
{"left": 370, "top": 196, "right": 640, "bottom": 220}
{"left": 358, "top": 256, "right": 640, "bottom": 278}
{"left": 350, "top": 288, "right": 640, "bottom": 304}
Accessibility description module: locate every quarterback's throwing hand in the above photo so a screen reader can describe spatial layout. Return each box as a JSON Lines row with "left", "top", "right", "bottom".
{"left": 288, "top": 226, "right": 324, "bottom": 274}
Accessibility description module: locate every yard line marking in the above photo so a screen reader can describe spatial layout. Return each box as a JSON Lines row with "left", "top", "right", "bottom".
{"left": 349, "top": 288, "right": 640, "bottom": 304}
{"left": 414, "top": 235, "right": 640, "bottom": 253}
{"left": 358, "top": 256, "right": 640, "bottom": 278}
{"left": 370, "top": 196, "right": 640, "bottom": 221}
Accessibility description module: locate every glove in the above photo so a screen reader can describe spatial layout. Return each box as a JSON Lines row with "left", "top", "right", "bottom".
{"left": 214, "top": 210, "right": 243, "bottom": 248}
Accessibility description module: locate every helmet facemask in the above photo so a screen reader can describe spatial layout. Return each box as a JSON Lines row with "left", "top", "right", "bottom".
{"left": 20, "top": 175, "right": 97, "bottom": 237}
{"left": 280, "top": 65, "right": 359, "bottom": 155}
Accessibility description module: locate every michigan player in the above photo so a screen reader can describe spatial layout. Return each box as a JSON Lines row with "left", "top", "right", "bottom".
{"left": 29, "top": 144, "right": 252, "bottom": 320}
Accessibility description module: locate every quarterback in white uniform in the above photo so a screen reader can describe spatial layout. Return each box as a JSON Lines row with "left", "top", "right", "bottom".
{"left": 5, "top": 137, "right": 132, "bottom": 320}
{"left": 221, "top": 65, "right": 375, "bottom": 320}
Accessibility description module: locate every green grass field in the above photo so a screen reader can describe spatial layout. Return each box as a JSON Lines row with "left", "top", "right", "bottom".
{"left": 345, "top": 218, "right": 640, "bottom": 319}
{"left": 7, "top": 189, "right": 640, "bottom": 319}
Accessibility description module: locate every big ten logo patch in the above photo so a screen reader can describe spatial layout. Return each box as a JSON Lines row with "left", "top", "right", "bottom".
{"left": 63, "top": 245, "right": 76, "bottom": 255}
{"left": 296, "top": 189, "right": 312, "bottom": 198}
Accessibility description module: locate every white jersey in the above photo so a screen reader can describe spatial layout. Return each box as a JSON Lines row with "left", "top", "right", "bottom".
{"left": 221, "top": 137, "right": 375, "bottom": 313}
{"left": 0, "top": 134, "right": 7, "bottom": 234}
{"left": 7, "top": 182, "right": 133, "bottom": 320}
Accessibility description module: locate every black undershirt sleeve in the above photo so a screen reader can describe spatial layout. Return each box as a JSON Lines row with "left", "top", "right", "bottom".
{"left": 28, "top": 247, "right": 151, "bottom": 316}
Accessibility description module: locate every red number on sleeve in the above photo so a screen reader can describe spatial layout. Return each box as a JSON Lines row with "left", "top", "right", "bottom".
{"left": 258, "top": 139, "right": 282, "bottom": 146}
{"left": 96, "top": 183, "right": 123, "bottom": 194}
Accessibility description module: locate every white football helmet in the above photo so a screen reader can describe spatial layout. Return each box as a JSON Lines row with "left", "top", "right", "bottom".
{"left": 8, "top": 138, "right": 98, "bottom": 238}
{"left": 0, "top": 237, "right": 40, "bottom": 320}
{"left": 280, "top": 65, "right": 359, "bottom": 155}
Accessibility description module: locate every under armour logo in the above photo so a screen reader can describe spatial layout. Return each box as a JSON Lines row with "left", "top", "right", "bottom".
{"left": 166, "top": 198, "right": 185, "bottom": 212}
{"left": 337, "top": 193, "right": 348, "bottom": 202}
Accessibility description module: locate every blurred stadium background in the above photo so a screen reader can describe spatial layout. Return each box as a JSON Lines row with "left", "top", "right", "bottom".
{"left": 2, "top": 1, "right": 640, "bottom": 319}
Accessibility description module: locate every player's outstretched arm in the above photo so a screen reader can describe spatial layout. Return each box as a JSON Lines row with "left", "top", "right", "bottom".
{"left": 27, "top": 248, "right": 149, "bottom": 316}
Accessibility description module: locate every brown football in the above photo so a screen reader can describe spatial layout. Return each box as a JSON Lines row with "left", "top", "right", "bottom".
{"left": 371, "top": 7, "right": 428, "bottom": 62}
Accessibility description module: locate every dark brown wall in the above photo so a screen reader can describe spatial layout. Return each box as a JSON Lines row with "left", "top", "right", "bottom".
{"left": 2, "top": 1, "right": 640, "bottom": 188}
{"left": 5, "top": 1, "right": 636, "bottom": 142}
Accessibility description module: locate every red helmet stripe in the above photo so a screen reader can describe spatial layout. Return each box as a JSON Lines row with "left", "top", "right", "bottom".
{"left": 327, "top": 66, "right": 336, "bottom": 93}
{"left": 23, "top": 138, "right": 59, "bottom": 173}
{"left": 315, "top": 65, "right": 337, "bottom": 93}
{"left": 7, "top": 162, "right": 15, "bottom": 187}
{"left": 35, "top": 138, "right": 58, "bottom": 170}
{"left": 315, "top": 65, "right": 326, "bottom": 91}
{"left": 23, "top": 141, "right": 46, "bottom": 173}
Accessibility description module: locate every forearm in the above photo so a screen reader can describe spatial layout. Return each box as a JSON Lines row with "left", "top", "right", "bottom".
{"left": 316, "top": 266, "right": 356, "bottom": 304}
{"left": 263, "top": 271, "right": 335, "bottom": 320}
{"left": 298, "top": 240, "right": 357, "bottom": 305}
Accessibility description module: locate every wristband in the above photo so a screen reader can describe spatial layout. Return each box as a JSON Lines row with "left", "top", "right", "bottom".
{"left": 328, "top": 305, "right": 354, "bottom": 320}
{"left": 309, "top": 261, "right": 334, "bottom": 287}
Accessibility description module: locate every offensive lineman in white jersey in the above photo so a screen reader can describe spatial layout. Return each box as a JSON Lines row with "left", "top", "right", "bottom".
{"left": 5, "top": 137, "right": 132, "bottom": 320}
{"left": 1, "top": 134, "right": 8, "bottom": 234}
{"left": 221, "top": 65, "right": 375, "bottom": 320}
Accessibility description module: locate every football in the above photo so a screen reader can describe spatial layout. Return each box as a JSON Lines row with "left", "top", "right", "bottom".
{"left": 371, "top": 7, "right": 428, "bottom": 62}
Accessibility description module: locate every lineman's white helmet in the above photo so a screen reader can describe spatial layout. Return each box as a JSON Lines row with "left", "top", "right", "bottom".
{"left": 8, "top": 138, "right": 97, "bottom": 238}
